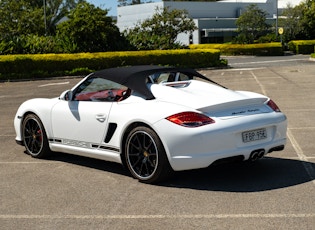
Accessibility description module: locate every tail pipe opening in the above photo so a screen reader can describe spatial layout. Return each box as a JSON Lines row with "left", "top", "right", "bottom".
{"left": 249, "top": 149, "right": 265, "bottom": 161}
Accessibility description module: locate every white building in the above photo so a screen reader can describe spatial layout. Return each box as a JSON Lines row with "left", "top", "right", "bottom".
{"left": 117, "top": 0, "right": 303, "bottom": 45}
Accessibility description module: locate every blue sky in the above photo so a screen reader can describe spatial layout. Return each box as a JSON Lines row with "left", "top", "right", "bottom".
{"left": 86, "top": 0, "right": 117, "bottom": 16}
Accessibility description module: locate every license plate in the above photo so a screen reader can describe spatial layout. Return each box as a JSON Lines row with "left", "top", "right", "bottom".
{"left": 242, "top": 128, "right": 267, "bottom": 143}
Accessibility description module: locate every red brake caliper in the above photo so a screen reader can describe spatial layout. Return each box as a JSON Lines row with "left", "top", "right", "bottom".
{"left": 36, "top": 129, "right": 42, "bottom": 142}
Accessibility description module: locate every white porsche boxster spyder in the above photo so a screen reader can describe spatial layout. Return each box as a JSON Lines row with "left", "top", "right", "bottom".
{"left": 14, "top": 65, "right": 287, "bottom": 183}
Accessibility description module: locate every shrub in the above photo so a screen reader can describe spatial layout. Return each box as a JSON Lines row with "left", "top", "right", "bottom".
{"left": 288, "top": 40, "right": 315, "bottom": 54}
{"left": 190, "top": 43, "right": 283, "bottom": 56}
{"left": 0, "top": 49, "right": 222, "bottom": 80}
{"left": 0, "top": 35, "right": 59, "bottom": 55}
{"left": 257, "top": 33, "right": 277, "bottom": 43}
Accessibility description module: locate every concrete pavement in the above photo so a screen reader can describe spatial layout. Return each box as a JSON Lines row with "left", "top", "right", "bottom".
{"left": 0, "top": 58, "right": 314, "bottom": 229}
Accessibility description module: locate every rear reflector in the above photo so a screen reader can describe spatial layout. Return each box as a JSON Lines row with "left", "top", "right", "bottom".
{"left": 267, "top": 99, "right": 281, "bottom": 112}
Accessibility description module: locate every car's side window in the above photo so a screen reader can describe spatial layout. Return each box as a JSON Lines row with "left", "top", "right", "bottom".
{"left": 178, "top": 73, "right": 190, "bottom": 81}
{"left": 148, "top": 72, "right": 192, "bottom": 84}
{"left": 74, "top": 77, "right": 128, "bottom": 102}
{"left": 148, "top": 73, "right": 169, "bottom": 84}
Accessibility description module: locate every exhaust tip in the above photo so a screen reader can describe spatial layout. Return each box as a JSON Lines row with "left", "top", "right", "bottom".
{"left": 249, "top": 149, "right": 265, "bottom": 161}
{"left": 250, "top": 152, "right": 259, "bottom": 161}
{"left": 257, "top": 150, "right": 265, "bottom": 159}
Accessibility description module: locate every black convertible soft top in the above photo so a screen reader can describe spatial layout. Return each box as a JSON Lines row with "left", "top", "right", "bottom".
{"left": 90, "top": 65, "right": 220, "bottom": 100}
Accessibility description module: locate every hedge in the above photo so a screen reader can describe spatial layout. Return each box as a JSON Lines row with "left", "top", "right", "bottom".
{"left": 0, "top": 49, "right": 222, "bottom": 80}
{"left": 189, "top": 42, "right": 284, "bottom": 56}
{"left": 288, "top": 40, "right": 315, "bottom": 54}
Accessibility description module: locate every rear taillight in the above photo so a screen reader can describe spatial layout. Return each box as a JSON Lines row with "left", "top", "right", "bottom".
{"left": 166, "top": 112, "right": 215, "bottom": 127}
{"left": 267, "top": 99, "right": 281, "bottom": 112}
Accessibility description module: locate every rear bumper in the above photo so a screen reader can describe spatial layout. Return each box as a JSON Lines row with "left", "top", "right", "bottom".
{"left": 169, "top": 138, "right": 286, "bottom": 171}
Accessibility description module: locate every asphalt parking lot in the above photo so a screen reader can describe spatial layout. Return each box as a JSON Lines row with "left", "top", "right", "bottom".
{"left": 0, "top": 56, "right": 314, "bottom": 229}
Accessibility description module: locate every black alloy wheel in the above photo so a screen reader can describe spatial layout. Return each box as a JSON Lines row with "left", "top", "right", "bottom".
{"left": 22, "top": 114, "right": 51, "bottom": 158}
{"left": 125, "top": 126, "right": 172, "bottom": 184}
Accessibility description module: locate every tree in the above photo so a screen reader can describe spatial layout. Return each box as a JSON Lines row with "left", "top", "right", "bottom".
{"left": 279, "top": 3, "right": 304, "bottom": 42}
{"left": 278, "top": 0, "right": 315, "bottom": 41}
{"left": 0, "top": 0, "right": 83, "bottom": 40}
{"left": 43, "top": 0, "right": 85, "bottom": 35}
{"left": 235, "top": 4, "right": 270, "bottom": 44}
{"left": 300, "top": 0, "right": 315, "bottom": 39}
{"left": 57, "top": 2, "right": 129, "bottom": 52}
{"left": 125, "top": 7, "right": 197, "bottom": 50}
{"left": 118, "top": 0, "right": 128, "bottom": 6}
{"left": 118, "top": 0, "right": 152, "bottom": 6}
{"left": 0, "top": 1, "right": 44, "bottom": 40}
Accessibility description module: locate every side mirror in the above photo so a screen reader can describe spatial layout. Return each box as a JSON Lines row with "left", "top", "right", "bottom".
{"left": 59, "top": 90, "right": 73, "bottom": 101}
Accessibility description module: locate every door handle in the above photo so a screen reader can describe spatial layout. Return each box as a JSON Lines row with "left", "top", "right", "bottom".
{"left": 96, "top": 114, "right": 106, "bottom": 122}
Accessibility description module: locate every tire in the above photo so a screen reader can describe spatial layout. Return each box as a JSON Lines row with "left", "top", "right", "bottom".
{"left": 125, "top": 126, "right": 173, "bottom": 184}
{"left": 22, "top": 114, "right": 51, "bottom": 158}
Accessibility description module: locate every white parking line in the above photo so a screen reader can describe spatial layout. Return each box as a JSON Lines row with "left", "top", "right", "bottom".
{"left": 250, "top": 71, "right": 267, "bottom": 95}
{"left": 0, "top": 162, "right": 58, "bottom": 164}
{"left": 282, "top": 156, "right": 315, "bottom": 160}
{"left": 38, "top": 82, "right": 69, "bottom": 87}
{"left": 287, "top": 129, "right": 315, "bottom": 185}
{"left": 287, "top": 129, "right": 308, "bottom": 162}
{"left": 251, "top": 72, "right": 315, "bottom": 186}
{"left": 232, "top": 58, "right": 309, "bottom": 65}
{"left": 0, "top": 213, "right": 314, "bottom": 219}
{"left": 212, "top": 67, "right": 266, "bottom": 72}
{"left": 289, "top": 127, "right": 315, "bottom": 130}
{"left": 0, "top": 94, "right": 35, "bottom": 98}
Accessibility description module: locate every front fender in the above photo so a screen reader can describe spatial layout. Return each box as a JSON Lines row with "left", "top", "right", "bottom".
{"left": 14, "top": 98, "right": 59, "bottom": 142}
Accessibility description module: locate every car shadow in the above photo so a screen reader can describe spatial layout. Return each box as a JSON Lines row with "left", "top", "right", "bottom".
{"left": 45, "top": 151, "right": 130, "bottom": 177}
{"left": 160, "top": 157, "right": 315, "bottom": 192}
{"left": 47, "top": 152, "right": 314, "bottom": 192}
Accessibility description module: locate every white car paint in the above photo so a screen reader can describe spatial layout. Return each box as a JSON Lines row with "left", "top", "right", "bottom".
{"left": 14, "top": 67, "right": 287, "bottom": 182}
